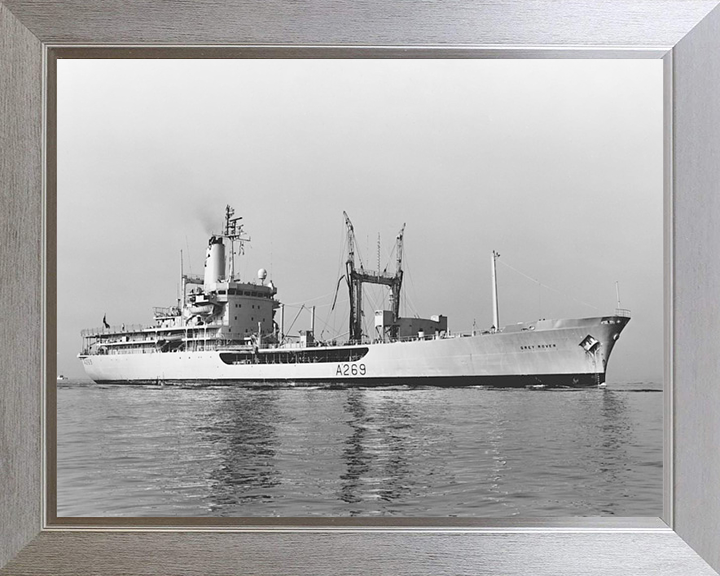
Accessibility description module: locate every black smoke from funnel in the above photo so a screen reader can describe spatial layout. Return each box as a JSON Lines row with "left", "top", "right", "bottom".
{"left": 195, "top": 204, "right": 220, "bottom": 236}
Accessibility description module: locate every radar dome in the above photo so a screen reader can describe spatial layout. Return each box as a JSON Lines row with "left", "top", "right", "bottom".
{"left": 258, "top": 268, "right": 268, "bottom": 281}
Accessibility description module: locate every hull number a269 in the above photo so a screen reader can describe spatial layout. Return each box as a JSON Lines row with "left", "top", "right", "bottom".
{"left": 336, "top": 363, "right": 366, "bottom": 376}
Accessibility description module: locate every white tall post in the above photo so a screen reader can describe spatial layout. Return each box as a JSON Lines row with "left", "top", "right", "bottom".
{"left": 180, "top": 249, "right": 185, "bottom": 309}
{"left": 310, "top": 306, "right": 316, "bottom": 335}
{"left": 229, "top": 238, "right": 234, "bottom": 281}
{"left": 280, "top": 304, "right": 285, "bottom": 340}
{"left": 491, "top": 251, "right": 500, "bottom": 332}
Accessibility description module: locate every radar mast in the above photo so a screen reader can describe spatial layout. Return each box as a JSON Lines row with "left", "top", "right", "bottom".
{"left": 222, "top": 205, "right": 251, "bottom": 281}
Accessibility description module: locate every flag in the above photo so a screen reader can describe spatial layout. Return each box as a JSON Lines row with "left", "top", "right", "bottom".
{"left": 103, "top": 314, "right": 110, "bottom": 329}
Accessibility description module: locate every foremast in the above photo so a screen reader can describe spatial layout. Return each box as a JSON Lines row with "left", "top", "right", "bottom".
{"left": 491, "top": 250, "right": 500, "bottom": 332}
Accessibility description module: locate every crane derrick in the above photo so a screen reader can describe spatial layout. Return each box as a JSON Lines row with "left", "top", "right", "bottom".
{"left": 343, "top": 212, "right": 405, "bottom": 342}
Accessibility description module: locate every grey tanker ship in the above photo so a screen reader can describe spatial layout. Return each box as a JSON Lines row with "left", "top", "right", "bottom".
{"left": 79, "top": 206, "right": 630, "bottom": 387}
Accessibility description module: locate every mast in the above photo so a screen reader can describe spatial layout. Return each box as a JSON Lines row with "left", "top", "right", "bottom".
{"left": 390, "top": 223, "right": 405, "bottom": 335}
{"left": 343, "top": 212, "right": 405, "bottom": 343}
{"left": 491, "top": 250, "right": 500, "bottom": 331}
{"left": 180, "top": 249, "right": 185, "bottom": 308}
{"left": 344, "top": 211, "right": 362, "bottom": 342}
{"left": 280, "top": 303, "right": 285, "bottom": 342}
{"left": 221, "top": 205, "right": 250, "bottom": 281}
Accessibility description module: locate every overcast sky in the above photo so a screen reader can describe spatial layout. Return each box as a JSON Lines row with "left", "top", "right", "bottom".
{"left": 57, "top": 59, "right": 663, "bottom": 382}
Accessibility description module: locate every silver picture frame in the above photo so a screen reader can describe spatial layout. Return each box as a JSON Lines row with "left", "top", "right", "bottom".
{"left": 2, "top": 1, "right": 720, "bottom": 574}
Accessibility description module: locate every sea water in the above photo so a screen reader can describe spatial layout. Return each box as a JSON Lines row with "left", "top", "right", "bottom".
{"left": 57, "top": 381, "right": 662, "bottom": 517}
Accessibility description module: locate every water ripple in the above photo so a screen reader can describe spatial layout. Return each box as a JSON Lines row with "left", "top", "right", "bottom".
{"left": 57, "top": 382, "right": 662, "bottom": 517}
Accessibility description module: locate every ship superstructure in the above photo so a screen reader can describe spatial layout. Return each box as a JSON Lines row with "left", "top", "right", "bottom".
{"left": 79, "top": 206, "right": 630, "bottom": 387}
{"left": 81, "top": 206, "right": 279, "bottom": 358}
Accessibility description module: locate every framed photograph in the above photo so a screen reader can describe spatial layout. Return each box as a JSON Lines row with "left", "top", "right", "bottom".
{"left": 2, "top": 2, "right": 720, "bottom": 575}
{"left": 54, "top": 56, "right": 663, "bottom": 521}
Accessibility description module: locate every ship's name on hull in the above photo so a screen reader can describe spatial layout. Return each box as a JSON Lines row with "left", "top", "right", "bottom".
{"left": 520, "top": 344, "right": 557, "bottom": 350}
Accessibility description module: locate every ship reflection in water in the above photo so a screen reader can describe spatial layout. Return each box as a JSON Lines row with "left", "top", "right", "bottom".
{"left": 57, "top": 382, "right": 662, "bottom": 517}
{"left": 339, "top": 390, "right": 416, "bottom": 510}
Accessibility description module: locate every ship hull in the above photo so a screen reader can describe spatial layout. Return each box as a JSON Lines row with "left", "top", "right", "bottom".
{"left": 83, "top": 374, "right": 604, "bottom": 388}
{"left": 79, "top": 315, "right": 628, "bottom": 387}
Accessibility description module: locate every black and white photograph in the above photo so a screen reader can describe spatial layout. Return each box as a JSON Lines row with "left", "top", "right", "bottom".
{"left": 57, "top": 58, "right": 663, "bottom": 517}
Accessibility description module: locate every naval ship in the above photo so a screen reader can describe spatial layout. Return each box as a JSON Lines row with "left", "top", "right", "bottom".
{"left": 79, "top": 206, "right": 630, "bottom": 387}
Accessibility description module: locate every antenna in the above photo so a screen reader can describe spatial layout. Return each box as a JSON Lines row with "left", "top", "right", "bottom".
{"left": 377, "top": 233, "right": 381, "bottom": 273}
{"left": 180, "top": 249, "right": 184, "bottom": 306}
{"left": 185, "top": 236, "right": 192, "bottom": 275}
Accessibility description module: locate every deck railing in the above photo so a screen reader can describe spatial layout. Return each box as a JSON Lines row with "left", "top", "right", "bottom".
{"left": 81, "top": 324, "right": 144, "bottom": 337}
